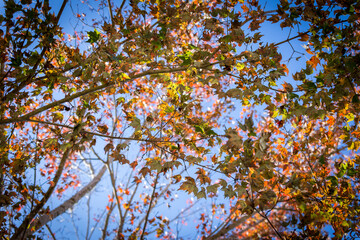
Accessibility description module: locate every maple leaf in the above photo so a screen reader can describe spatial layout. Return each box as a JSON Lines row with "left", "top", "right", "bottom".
{"left": 97, "top": 125, "right": 109, "bottom": 134}
{"left": 196, "top": 168, "right": 211, "bottom": 185}
{"left": 3, "top": 0, "right": 360, "bottom": 239}
{"left": 307, "top": 56, "right": 320, "bottom": 70}
{"left": 87, "top": 29, "right": 100, "bottom": 44}
{"left": 179, "top": 177, "right": 198, "bottom": 194}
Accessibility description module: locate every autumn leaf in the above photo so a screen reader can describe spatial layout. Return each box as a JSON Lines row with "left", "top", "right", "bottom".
{"left": 3, "top": 0, "right": 360, "bottom": 239}
{"left": 97, "top": 125, "right": 109, "bottom": 134}
{"left": 195, "top": 168, "right": 211, "bottom": 185}
{"left": 281, "top": 64, "right": 289, "bottom": 75}
{"left": 307, "top": 56, "right": 320, "bottom": 70}
{"left": 179, "top": 177, "right": 198, "bottom": 194}
{"left": 299, "top": 33, "right": 309, "bottom": 42}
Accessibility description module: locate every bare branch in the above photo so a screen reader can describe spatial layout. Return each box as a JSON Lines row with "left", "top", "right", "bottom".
{"left": 140, "top": 173, "right": 160, "bottom": 240}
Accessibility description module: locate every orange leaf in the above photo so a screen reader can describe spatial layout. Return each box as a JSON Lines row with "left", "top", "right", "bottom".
{"left": 241, "top": 5, "right": 249, "bottom": 12}
{"left": 308, "top": 56, "right": 320, "bottom": 70}
{"left": 281, "top": 64, "right": 289, "bottom": 75}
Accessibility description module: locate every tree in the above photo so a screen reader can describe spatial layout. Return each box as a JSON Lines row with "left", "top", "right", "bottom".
{"left": 0, "top": 0, "right": 359, "bottom": 239}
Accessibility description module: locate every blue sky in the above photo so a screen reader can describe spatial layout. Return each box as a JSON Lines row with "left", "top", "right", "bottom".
{"left": 1, "top": 0, "right": 343, "bottom": 239}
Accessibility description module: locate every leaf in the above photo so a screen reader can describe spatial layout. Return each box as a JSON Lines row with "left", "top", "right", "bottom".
{"left": 147, "top": 158, "right": 162, "bottom": 171}
{"left": 307, "top": 56, "right": 320, "bottom": 70}
{"left": 206, "top": 184, "right": 219, "bottom": 194}
{"left": 97, "top": 125, "right": 109, "bottom": 134}
{"left": 226, "top": 89, "right": 243, "bottom": 99}
{"left": 52, "top": 112, "right": 64, "bottom": 122}
{"left": 261, "top": 190, "right": 277, "bottom": 200}
{"left": 44, "top": 138, "right": 58, "bottom": 148}
{"left": 244, "top": 116, "right": 254, "bottom": 131}
{"left": 194, "top": 125, "right": 205, "bottom": 134}
{"left": 10, "top": 56, "right": 22, "bottom": 67}
{"left": 352, "top": 94, "right": 360, "bottom": 104}
{"left": 172, "top": 174, "right": 182, "bottom": 183}
{"left": 104, "top": 143, "right": 114, "bottom": 153}
{"left": 235, "top": 184, "right": 246, "bottom": 195}
{"left": 195, "top": 187, "right": 207, "bottom": 199}
{"left": 235, "top": 62, "right": 245, "bottom": 71}
{"left": 195, "top": 168, "right": 211, "bottom": 185}
{"left": 223, "top": 185, "right": 236, "bottom": 198}
{"left": 281, "top": 64, "right": 289, "bottom": 75}
{"left": 87, "top": 29, "right": 101, "bottom": 44}
{"left": 299, "top": 33, "right": 309, "bottom": 42}
{"left": 179, "top": 177, "right": 198, "bottom": 194}
{"left": 187, "top": 156, "right": 202, "bottom": 165}
{"left": 327, "top": 176, "right": 338, "bottom": 187}
{"left": 130, "top": 117, "right": 141, "bottom": 132}
{"left": 139, "top": 167, "right": 151, "bottom": 177}
{"left": 319, "top": 155, "right": 326, "bottom": 165}
{"left": 28, "top": 51, "right": 40, "bottom": 66}
{"left": 178, "top": 51, "right": 193, "bottom": 66}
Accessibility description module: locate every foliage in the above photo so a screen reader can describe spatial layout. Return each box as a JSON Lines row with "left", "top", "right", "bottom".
{"left": 0, "top": 0, "right": 359, "bottom": 239}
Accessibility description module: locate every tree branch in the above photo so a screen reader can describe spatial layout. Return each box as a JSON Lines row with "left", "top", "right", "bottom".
{"left": 11, "top": 147, "right": 72, "bottom": 240}
{"left": 2, "top": 0, "right": 69, "bottom": 102}
{"left": 107, "top": 0, "right": 114, "bottom": 27}
{"left": 27, "top": 119, "right": 182, "bottom": 143}
{"left": 28, "top": 165, "right": 106, "bottom": 235}
{"left": 140, "top": 172, "right": 159, "bottom": 240}
{"left": 0, "top": 67, "right": 188, "bottom": 126}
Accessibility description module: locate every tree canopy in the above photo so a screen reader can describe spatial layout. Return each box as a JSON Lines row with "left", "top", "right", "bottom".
{"left": 0, "top": 0, "right": 359, "bottom": 239}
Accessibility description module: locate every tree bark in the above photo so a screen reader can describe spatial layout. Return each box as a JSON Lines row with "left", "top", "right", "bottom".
{"left": 27, "top": 165, "right": 107, "bottom": 236}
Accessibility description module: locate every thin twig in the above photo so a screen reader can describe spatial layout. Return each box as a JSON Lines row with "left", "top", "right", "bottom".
{"left": 45, "top": 224, "right": 57, "bottom": 240}
{"left": 140, "top": 172, "right": 160, "bottom": 240}
{"left": 107, "top": 0, "right": 114, "bottom": 27}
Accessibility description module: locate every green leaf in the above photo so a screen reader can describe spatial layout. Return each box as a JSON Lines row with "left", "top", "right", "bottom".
{"left": 165, "top": 106, "right": 174, "bottom": 113}
{"left": 245, "top": 116, "right": 254, "bottom": 131}
{"left": 10, "top": 56, "right": 22, "bottom": 67}
{"left": 188, "top": 44, "right": 199, "bottom": 50}
{"left": 319, "top": 155, "right": 326, "bottom": 165}
{"left": 327, "top": 176, "right": 338, "bottom": 187}
{"left": 302, "top": 81, "right": 317, "bottom": 91}
{"left": 194, "top": 125, "right": 205, "bottom": 134}
{"left": 116, "top": 97, "right": 125, "bottom": 105}
{"left": 226, "top": 89, "right": 243, "bottom": 99}
{"left": 206, "top": 184, "right": 219, "bottom": 194}
{"left": 352, "top": 94, "right": 360, "bottom": 104}
{"left": 205, "top": 128, "right": 216, "bottom": 136}
{"left": 130, "top": 117, "right": 141, "bottom": 132}
{"left": 87, "top": 29, "right": 101, "bottom": 44}
{"left": 178, "top": 51, "right": 193, "bottom": 66}
{"left": 28, "top": 51, "right": 40, "bottom": 66}
{"left": 235, "top": 184, "right": 246, "bottom": 195}
{"left": 347, "top": 167, "right": 356, "bottom": 177}
{"left": 147, "top": 158, "right": 162, "bottom": 171}
{"left": 223, "top": 185, "right": 236, "bottom": 198}
{"left": 186, "top": 156, "right": 202, "bottom": 164}
{"left": 337, "top": 163, "right": 347, "bottom": 178}
{"left": 196, "top": 187, "right": 207, "bottom": 199}
{"left": 44, "top": 138, "right": 58, "bottom": 148}
{"left": 299, "top": 202, "right": 306, "bottom": 212}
